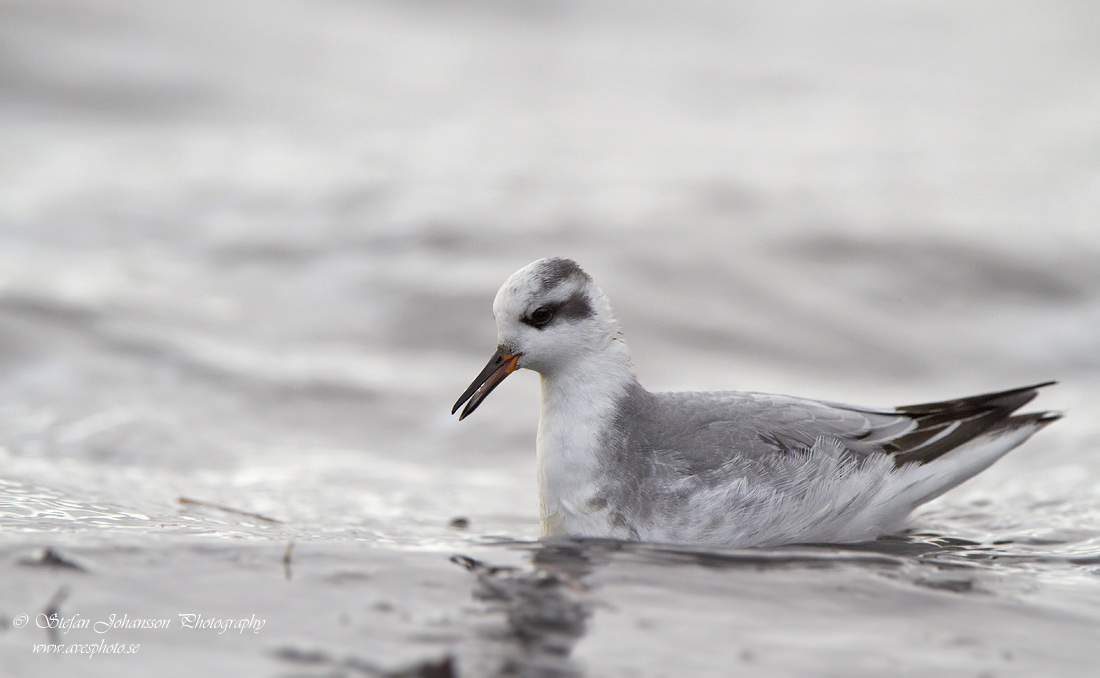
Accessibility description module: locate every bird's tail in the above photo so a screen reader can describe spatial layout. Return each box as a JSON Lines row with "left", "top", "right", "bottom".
{"left": 885, "top": 409, "right": 1061, "bottom": 513}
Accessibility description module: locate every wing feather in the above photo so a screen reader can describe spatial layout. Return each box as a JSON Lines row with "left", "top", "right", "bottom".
{"left": 646, "top": 381, "right": 1058, "bottom": 473}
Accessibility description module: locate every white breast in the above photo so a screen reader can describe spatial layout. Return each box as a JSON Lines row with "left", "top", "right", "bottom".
{"left": 535, "top": 348, "right": 636, "bottom": 538}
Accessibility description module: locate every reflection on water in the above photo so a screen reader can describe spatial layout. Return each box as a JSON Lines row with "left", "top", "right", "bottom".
{"left": 494, "top": 530, "right": 1100, "bottom": 577}
{"left": 442, "top": 532, "right": 1100, "bottom": 676}
{"left": 452, "top": 553, "right": 589, "bottom": 677}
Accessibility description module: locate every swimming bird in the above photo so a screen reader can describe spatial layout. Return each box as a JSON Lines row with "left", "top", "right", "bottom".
{"left": 452, "top": 257, "right": 1060, "bottom": 547}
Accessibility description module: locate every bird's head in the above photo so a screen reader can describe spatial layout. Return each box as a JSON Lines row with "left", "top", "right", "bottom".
{"left": 452, "top": 257, "right": 621, "bottom": 419}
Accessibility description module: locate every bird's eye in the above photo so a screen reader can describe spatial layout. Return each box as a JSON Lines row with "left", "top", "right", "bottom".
{"left": 528, "top": 306, "right": 554, "bottom": 327}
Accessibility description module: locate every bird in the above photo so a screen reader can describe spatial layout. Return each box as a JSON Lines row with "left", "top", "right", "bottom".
{"left": 451, "top": 257, "right": 1061, "bottom": 548}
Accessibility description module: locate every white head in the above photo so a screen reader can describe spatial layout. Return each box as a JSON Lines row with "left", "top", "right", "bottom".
{"left": 452, "top": 258, "right": 628, "bottom": 419}
{"left": 492, "top": 258, "right": 622, "bottom": 374}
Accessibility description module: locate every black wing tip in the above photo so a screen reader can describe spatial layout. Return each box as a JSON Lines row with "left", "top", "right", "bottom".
{"left": 1019, "top": 380, "right": 1058, "bottom": 393}
{"left": 992, "top": 410, "right": 1064, "bottom": 436}
{"left": 1001, "top": 380, "right": 1059, "bottom": 402}
{"left": 1027, "top": 411, "right": 1064, "bottom": 426}
{"left": 897, "top": 380, "right": 1059, "bottom": 417}
{"left": 887, "top": 382, "right": 1061, "bottom": 467}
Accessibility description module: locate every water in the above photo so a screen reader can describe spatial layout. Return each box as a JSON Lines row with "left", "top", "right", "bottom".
{"left": 2, "top": 1, "right": 1099, "bottom": 675}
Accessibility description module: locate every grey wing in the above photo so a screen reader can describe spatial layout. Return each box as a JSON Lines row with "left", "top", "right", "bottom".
{"left": 646, "top": 381, "right": 1057, "bottom": 475}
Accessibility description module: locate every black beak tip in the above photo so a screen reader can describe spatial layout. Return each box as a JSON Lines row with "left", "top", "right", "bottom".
{"left": 452, "top": 346, "right": 518, "bottom": 421}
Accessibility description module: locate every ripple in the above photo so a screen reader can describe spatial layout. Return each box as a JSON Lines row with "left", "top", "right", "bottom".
{"left": 0, "top": 478, "right": 156, "bottom": 531}
{"left": 481, "top": 531, "right": 1100, "bottom": 577}
{"left": 0, "top": 478, "right": 291, "bottom": 539}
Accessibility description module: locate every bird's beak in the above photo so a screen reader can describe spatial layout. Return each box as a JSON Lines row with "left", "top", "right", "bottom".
{"left": 452, "top": 346, "right": 521, "bottom": 420}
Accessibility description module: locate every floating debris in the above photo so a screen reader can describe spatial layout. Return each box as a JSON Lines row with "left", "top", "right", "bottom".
{"left": 913, "top": 577, "right": 979, "bottom": 594}
{"left": 18, "top": 548, "right": 88, "bottom": 572}
{"left": 283, "top": 541, "right": 295, "bottom": 581}
{"left": 42, "top": 586, "right": 70, "bottom": 645}
{"left": 387, "top": 655, "right": 454, "bottom": 678}
{"left": 272, "top": 646, "right": 455, "bottom": 677}
{"left": 178, "top": 496, "right": 282, "bottom": 524}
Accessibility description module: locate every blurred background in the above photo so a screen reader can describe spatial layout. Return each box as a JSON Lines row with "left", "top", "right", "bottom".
{"left": 2, "top": 1, "right": 1100, "bottom": 675}
{"left": 2, "top": 0, "right": 1097, "bottom": 528}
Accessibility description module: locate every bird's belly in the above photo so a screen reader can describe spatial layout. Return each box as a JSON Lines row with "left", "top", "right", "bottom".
{"left": 536, "top": 391, "right": 642, "bottom": 540}
{"left": 540, "top": 502, "right": 635, "bottom": 540}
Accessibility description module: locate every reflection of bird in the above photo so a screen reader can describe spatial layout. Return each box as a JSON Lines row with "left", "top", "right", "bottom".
{"left": 453, "top": 258, "right": 1061, "bottom": 547}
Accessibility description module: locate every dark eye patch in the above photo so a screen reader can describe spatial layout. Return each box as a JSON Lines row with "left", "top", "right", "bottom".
{"left": 557, "top": 290, "right": 594, "bottom": 320}
{"left": 521, "top": 290, "right": 594, "bottom": 329}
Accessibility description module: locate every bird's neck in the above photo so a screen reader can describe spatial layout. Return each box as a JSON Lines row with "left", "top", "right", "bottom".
{"left": 535, "top": 335, "right": 637, "bottom": 536}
